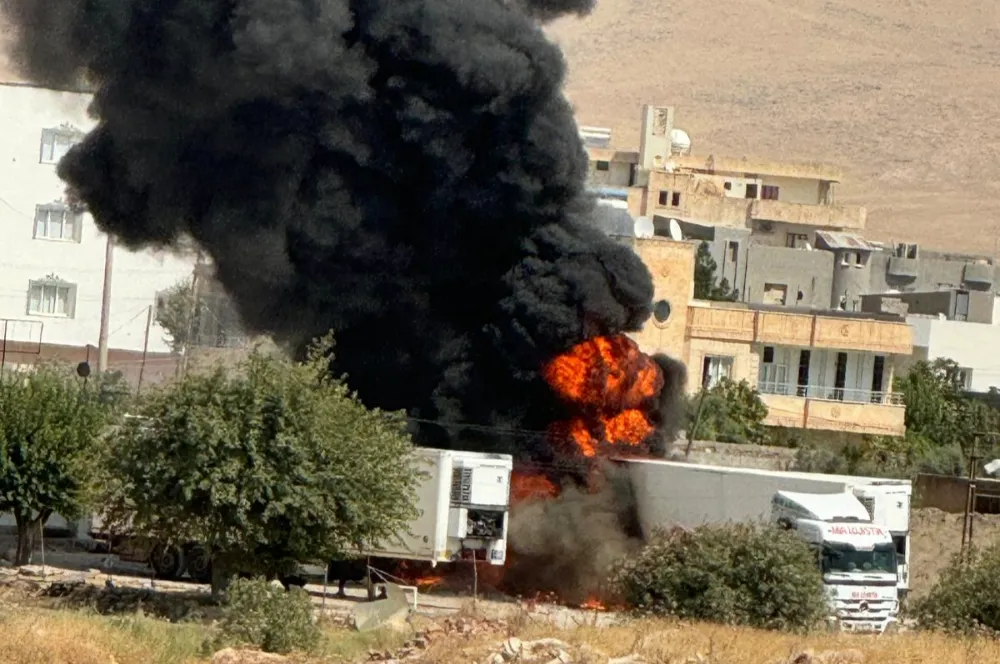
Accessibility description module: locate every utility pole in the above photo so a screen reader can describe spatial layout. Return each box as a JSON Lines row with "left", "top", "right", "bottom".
{"left": 961, "top": 431, "right": 999, "bottom": 559}
{"left": 136, "top": 304, "right": 153, "bottom": 396}
{"left": 97, "top": 235, "right": 114, "bottom": 373}
{"left": 179, "top": 254, "right": 202, "bottom": 378}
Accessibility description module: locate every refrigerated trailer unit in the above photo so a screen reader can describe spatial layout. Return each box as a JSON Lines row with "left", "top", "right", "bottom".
{"left": 358, "top": 448, "right": 513, "bottom": 566}
{"left": 73, "top": 447, "right": 513, "bottom": 582}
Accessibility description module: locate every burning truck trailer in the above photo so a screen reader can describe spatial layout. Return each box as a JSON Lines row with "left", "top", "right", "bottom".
{"left": 1, "top": 0, "right": 684, "bottom": 608}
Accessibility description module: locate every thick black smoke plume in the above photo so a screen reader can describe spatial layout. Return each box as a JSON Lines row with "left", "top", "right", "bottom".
{"left": 506, "top": 461, "right": 642, "bottom": 604}
{"left": 2, "top": 0, "right": 679, "bottom": 456}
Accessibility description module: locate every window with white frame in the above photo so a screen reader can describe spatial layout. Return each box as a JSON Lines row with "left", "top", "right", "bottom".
{"left": 701, "top": 355, "right": 734, "bottom": 389}
{"left": 33, "top": 204, "right": 82, "bottom": 242}
{"left": 759, "top": 346, "right": 790, "bottom": 394}
{"left": 26, "top": 280, "right": 76, "bottom": 317}
{"left": 39, "top": 127, "right": 82, "bottom": 164}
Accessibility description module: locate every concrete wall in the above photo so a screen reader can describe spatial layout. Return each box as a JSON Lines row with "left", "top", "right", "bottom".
{"left": 585, "top": 157, "right": 632, "bottom": 189}
{"left": 0, "top": 83, "right": 197, "bottom": 354}
{"left": 759, "top": 175, "right": 823, "bottom": 205}
{"left": 743, "top": 245, "right": 833, "bottom": 309}
{"left": 862, "top": 290, "right": 994, "bottom": 323}
{"left": 830, "top": 249, "right": 873, "bottom": 311}
{"left": 907, "top": 316, "right": 1000, "bottom": 391}
{"left": 915, "top": 474, "right": 1000, "bottom": 514}
{"left": 626, "top": 237, "right": 695, "bottom": 374}
{"left": 870, "top": 252, "right": 998, "bottom": 294}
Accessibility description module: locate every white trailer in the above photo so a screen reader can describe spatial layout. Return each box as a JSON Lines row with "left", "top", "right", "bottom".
{"left": 66, "top": 447, "right": 513, "bottom": 583}
{"left": 618, "top": 459, "right": 912, "bottom": 632}
{"left": 358, "top": 448, "right": 513, "bottom": 566}
{"left": 621, "top": 460, "right": 911, "bottom": 595}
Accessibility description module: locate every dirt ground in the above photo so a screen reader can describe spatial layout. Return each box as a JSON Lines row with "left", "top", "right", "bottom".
{"left": 909, "top": 507, "right": 1000, "bottom": 598}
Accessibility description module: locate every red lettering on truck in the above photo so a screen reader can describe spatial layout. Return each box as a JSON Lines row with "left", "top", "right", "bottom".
{"left": 827, "top": 525, "right": 885, "bottom": 537}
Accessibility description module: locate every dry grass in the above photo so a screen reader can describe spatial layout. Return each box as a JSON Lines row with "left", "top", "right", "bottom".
{"left": 545, "top": 0, "right": 1000, "bottom": 255}
{"left": 419, "top": 618, "right": 1000, "bottom": 664}
{"left": 0, "top": 608, "right": 207, "bottom": 664}
{"left": 3, "top": 605, "right": 1000, "bottom": 664}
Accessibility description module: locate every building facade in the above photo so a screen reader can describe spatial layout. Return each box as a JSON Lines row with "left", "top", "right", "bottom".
{"left": 0, "top": 81, "right": 197, "bottom": 382}
{"left": 625, "top": 237, "right": 912, "bottom": 436}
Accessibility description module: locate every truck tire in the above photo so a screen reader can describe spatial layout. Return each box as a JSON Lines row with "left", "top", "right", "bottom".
{"left": 149, "top": 542, "right": 185, "bottom": 580}
{"left": 184, "top": 544, "right": 213, "bottom": 584}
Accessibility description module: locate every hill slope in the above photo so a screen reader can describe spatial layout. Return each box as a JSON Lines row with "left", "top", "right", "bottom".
{"left": 3, "top": 4, "right": 998, "bottom": 253}
{"left": 547, "top": 0, "right": 1000, "bottom": 254}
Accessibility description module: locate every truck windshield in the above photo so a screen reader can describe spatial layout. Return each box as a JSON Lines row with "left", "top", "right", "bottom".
{"left": 821, "top": 543, "right": 897, "bottom": 575}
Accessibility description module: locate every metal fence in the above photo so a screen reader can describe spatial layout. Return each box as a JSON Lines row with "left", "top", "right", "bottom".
{"left": 757, "top": 381, "right": 905, "bottom": 406}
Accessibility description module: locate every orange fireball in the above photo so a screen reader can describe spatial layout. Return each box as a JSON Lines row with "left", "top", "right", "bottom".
{"left": 543, "top": 334, "right": 662, "bottom": 457}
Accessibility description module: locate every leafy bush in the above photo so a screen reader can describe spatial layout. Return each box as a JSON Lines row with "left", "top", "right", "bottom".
{"left": 208, "top": 577, "right": 320, "bottom": 654}
{"left": 688, "top": 378, "right": 770, "bottom": 445}
{"left": 911, "top": 544, "right": 1000, "bottom": 633}
{"left": 610, "top": 522, "right": 828, "bottom": 631}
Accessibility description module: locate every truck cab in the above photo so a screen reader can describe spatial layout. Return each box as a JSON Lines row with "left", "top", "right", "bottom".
{"left": 772, "top": 491, "right": 899, "bottom": 633}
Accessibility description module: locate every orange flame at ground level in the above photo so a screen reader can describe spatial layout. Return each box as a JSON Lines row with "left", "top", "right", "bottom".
{"left": 511, "top": 471, "right": 560, "bottom": 502}
{"left": 579, "top": 597, "right": 608, "bottom": 611}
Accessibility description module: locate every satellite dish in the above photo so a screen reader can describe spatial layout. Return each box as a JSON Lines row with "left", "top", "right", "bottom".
{"left": 633, "top": 217, "right": 655, "bottom": 239}
{"left": 670, "top": 128, "right": 692, "bottom": 155}
{"left": 668, "top": 218, "right": 683, "bottom": 241}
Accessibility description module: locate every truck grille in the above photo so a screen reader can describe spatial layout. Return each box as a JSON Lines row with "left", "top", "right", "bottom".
{"left": 835, "top": 598, "right": 895, "bottom": 621}
{"left": 450, "top": 468, "right": 473, "bottom": 506}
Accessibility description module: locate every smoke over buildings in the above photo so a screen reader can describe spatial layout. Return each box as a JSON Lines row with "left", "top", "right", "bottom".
{"left": 1, "top": 0, "right": 680, "bottom": 457}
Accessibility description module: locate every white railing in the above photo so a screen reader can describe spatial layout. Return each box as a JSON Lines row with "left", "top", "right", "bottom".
{"left": 757, "top": 381, "right": 905, "bottom": 406}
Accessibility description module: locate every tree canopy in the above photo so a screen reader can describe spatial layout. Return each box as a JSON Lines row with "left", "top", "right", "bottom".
{"left": 694, "top": 241, "right": 738, "bottom": 302}
{"left": 155, "top": 278, "right": 205, "bottom": 353}
{"left": 104, "top": 336, "right": 420, "bottom": 585}
{"left": 0, "top": 364, "right": 117, "bottom": 564}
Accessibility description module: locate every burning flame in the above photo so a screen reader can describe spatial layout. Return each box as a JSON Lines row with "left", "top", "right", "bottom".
{"left": 543, "top": 335, "right": 663, "bottom": 456}
{"left": 511, "top": 472, "right": 560, "bottom": 502}
{"left": 579, "top": 597, "right": 607, "bottom": 611}
{"left": 392, "top": 336, "right": 664, "bottom": 610}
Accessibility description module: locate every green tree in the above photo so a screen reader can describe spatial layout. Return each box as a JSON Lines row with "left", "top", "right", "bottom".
{"left": 0, "top": 364, "right": 116, "bottom": 565}
{"left": 155, "top": 278, "right": 206, "bottom": 353}
{"left": 611, "top": 523, "right": 828, "bottom": 631}
{"left": 790, "top": 357, "right": 995, "bottom": 479}
{"left": 911, "top": 542, "right": 1000, "bottom": 633}
{"left": 688, "top": 378, "right": 769, "bottom": 444}
{"left": 104, "top": 335, "right": 420, "bottom": 593}
{"left": 694, "top": 241, "right": 737, "bottom": 301}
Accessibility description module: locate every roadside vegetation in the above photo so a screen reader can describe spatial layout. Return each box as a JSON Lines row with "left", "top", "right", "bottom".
{"left": 910, "top": 539, "right": 1000, "bottom": 634}
{"left": 101, "top": 334, "right": 420, "bottom": 593}
{"left": 3, "top": 600, "right": 1000, "bottom": 664}
{"left": 611, "top": 522, "right": 828, "bottom": 631}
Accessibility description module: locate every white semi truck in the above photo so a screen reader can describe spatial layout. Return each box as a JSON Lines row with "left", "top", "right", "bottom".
{"left": 73, "top": 447, "right": 513, "bottom": 585}
{"left": 619, "top": 459, "right": 912, "bottom": 633}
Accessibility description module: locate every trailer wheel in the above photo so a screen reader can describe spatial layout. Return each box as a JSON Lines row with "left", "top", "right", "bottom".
{"left": 149, "top": 543, "right": 185, "bottom": 580}
{"left": 184, "top": 544, "right": 213, "bottom": 584}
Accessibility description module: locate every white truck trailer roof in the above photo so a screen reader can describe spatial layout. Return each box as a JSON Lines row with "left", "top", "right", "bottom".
{"left": 775, "top": 490, "right": 872, "bottom": 522}
{"left": 617, "top": 458, "right": 909, "bottom": 537}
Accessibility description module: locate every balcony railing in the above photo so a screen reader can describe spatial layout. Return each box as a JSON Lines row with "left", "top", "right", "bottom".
{"left": 757, "top": 381, "right": 904, "bottom": 406}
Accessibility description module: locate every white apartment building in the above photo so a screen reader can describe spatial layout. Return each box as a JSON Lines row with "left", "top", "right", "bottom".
{"left": 0, "top": 81, "right": 196, "bottom": 376}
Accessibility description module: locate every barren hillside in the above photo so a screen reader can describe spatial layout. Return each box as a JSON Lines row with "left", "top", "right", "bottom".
{"left": 548, "top": 0, "right": 1000, "bottom": 254}
{"left": 4, "top": 5, "right": 999, "bottom": 253}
